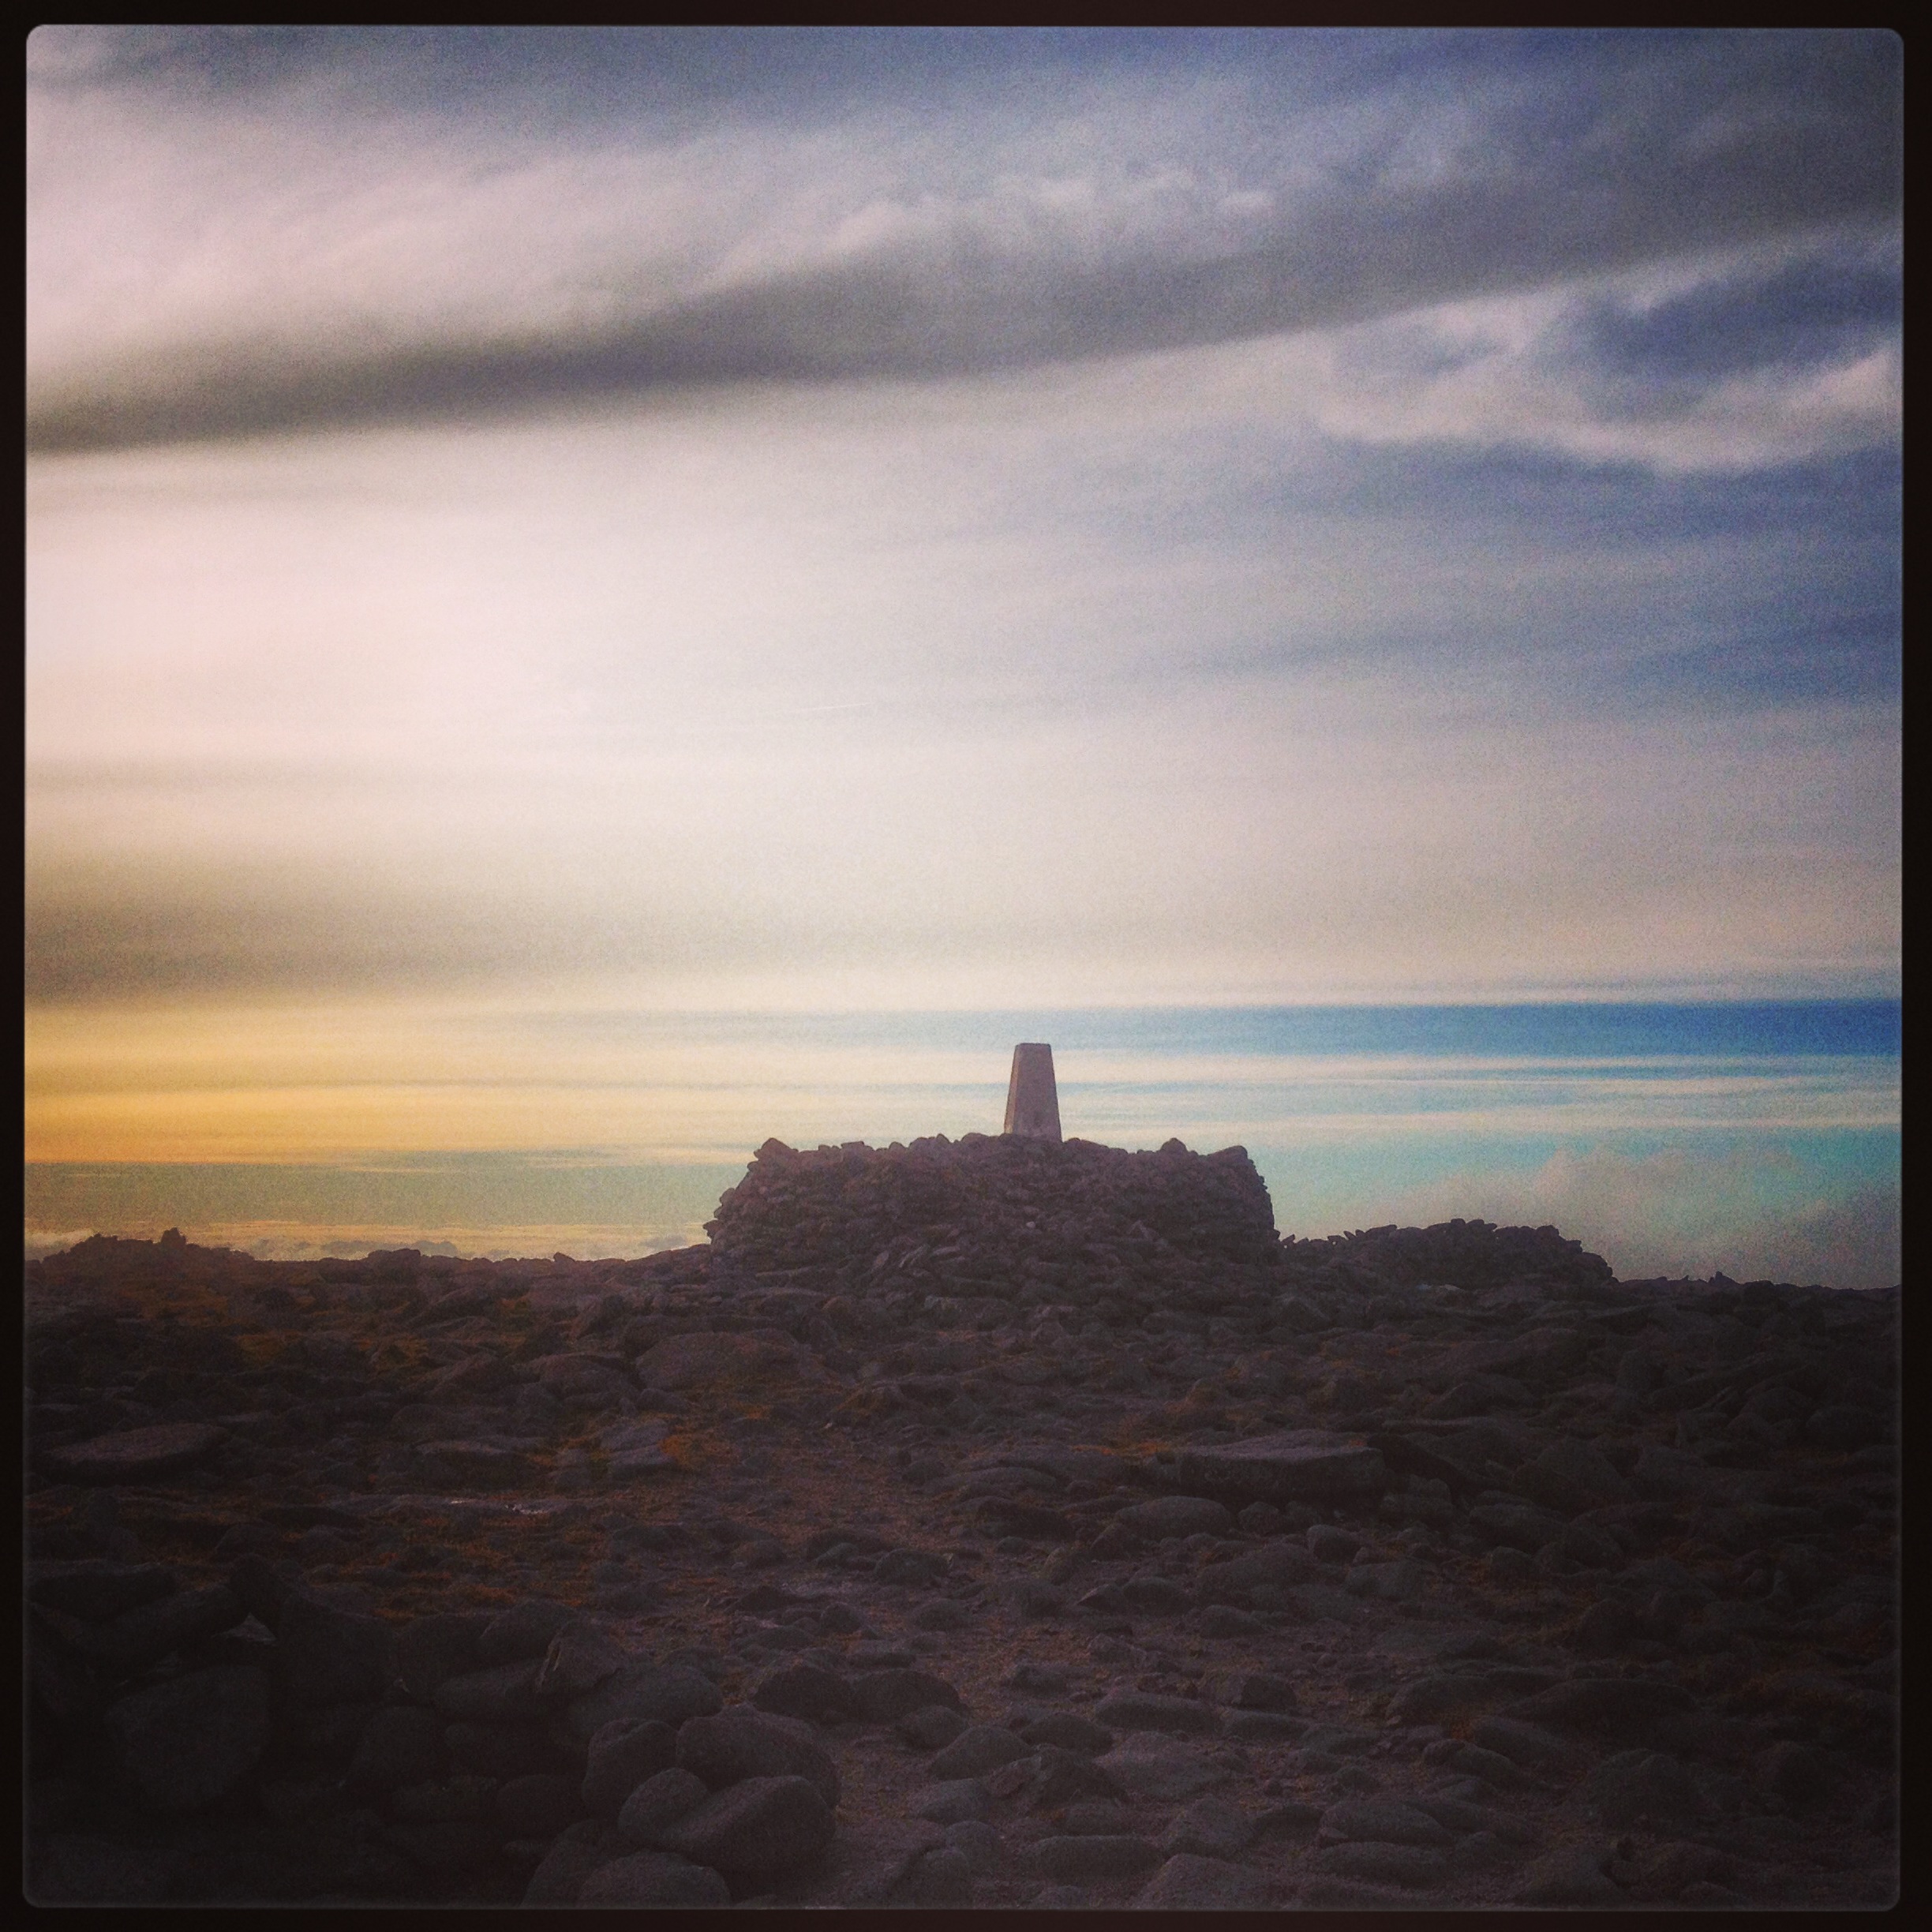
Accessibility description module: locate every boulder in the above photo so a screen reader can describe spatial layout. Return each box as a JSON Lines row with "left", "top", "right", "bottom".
{"left": 581, "top": 1717, "right": 677, "bottom": 1820}
{"left": 577, "top": 1849, "right": 732, "bottom": 1906}
{"left": 617, "top": 1766, "right": 711, "bottom": 1845}
{"left": 928, "top": 1724, "right": 1031, "bottom": 1780}
{"left": 1175, "top": 1432, "right": 1387, "bottom": 1507}
{"left": 1115, "top": 1496, "right": 1234, "bottom": 1540}
{"left": 1093, "top": 1691, "right": 1222, "bottom": 1736}
{"left": 479, "top": 1598, "right": 579, "bottom": 1664}
{"left": 1136, "top": 1853, "right": 1277, "bottom": 1909}
{"left": 848, "top": 1668, "right": 964, "bottom": 1724}
{"left": 561, "top": 1663, "right": 722, "bottom": 1748}
{"left": 656, "top": 1775, "right": 836, "bottom": 1895}
{"left": 751, "top": 1662, "right": 855, "bottom": 1725}
{"left": 103, "top": 1667, "right": 271, "bottom": 1814}
{"left": 39, "top": 1422, "right": 227, "bottom": 1484}
{"left": 432, "top": 1657, "right": 549, "bottom": 1724}
{"left": 676, "top": 1705, "right": 841, "bottom": 1808}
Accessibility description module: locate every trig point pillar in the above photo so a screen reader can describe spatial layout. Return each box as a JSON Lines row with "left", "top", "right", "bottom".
{"left": 1003, "top": 1043, "right": 1062, "bottom": 1141}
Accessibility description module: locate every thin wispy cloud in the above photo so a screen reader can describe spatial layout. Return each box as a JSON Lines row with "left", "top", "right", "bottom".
{"left": 28, "top": 28, "right": 1899, "bottom": 452}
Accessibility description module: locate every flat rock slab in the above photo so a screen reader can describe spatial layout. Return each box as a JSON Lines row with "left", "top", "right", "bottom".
{"left": 39, "top": 1423, "right": 227, "bottom": 1485}
{"left": 1136, "top": 1853, "right": 1278, "bottom": 1909}
{"left": 1174, "top": 1432, "right": 1387, "bottom": 1506}
{"left": 1098, "top": 1736, "right": 1233, "bottom": 1802}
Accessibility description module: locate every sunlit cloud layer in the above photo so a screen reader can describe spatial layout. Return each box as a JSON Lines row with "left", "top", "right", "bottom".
{"left": 25, "top": 28, "right": 1900, "bottom": 1195}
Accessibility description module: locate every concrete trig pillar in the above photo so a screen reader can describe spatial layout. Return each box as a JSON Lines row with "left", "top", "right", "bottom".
{"left": 1002, "top": 1043, "right": 1062, "bottom": 1141}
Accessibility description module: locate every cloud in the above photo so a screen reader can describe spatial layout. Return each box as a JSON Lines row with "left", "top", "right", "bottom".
{"left": 1367, "top": 1142, "right": 1899, "bottom": 1289}
{"left": 27, "top": 27, "right": 1900, "bottom": 451}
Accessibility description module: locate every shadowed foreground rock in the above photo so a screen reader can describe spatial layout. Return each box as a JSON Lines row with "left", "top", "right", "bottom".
{"left": 24, "top": 1178, "right": 1898, "bottom": 1908}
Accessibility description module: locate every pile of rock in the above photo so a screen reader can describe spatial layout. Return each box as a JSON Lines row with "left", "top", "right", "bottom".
{"left": 706, "top": 1133, "right": 1282, "bottom": 1305}
{"left": 1283, "top": 1220, "right": 1616, "bottom": 1294}
{"left": 28, "top": 1550, "right": 877, "bottom": 1904}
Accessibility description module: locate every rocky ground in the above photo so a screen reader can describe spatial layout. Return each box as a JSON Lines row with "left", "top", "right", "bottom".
{"left": 25, "top": 1133, "right": 1900, "bottom": 1908}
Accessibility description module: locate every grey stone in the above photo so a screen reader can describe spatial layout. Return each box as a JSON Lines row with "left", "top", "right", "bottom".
{"left": 1194, "top": 1603, "right": 1265, "bottom": 1636}
{"left": 1311, "top": 1841, "right": 1450, "bottom": 1887}
{"left": 39, "top": 1421, "right": 227, "bottom": 1484}
{"left": 479, "top": 1597, "right": 578, "bottom": 1664}
{"left": 578, "top": 1848, "right": 732, "bottom": 1905}
{"left": 657, "top": 1774, "right": 837, "bottom": 1895}
{"left": 1322, "top": 1797, "right": 1454, "bottom": 1848}
{"left": 522, "top": 1818, "right": 621, "bottom": 1904}
{"left": 1196, "top": 1542, "right": 1318, "bottom": 1604}
{"left": 1511, "top": 1844, "right": 1628, "bottom": 1906}
{"left": 896, "top": 1703, "right": 969, "bottom": 1750}
{"left": 875, "top": 1547, "right": 948, "bottom": 1586}
{"left": 930, "top": 1722, "right": 1032, "bottom": 1780}
{"left": 945, "top": 1818, "right": 1002, "bottom": 1872}
{"left": 1468, "top": 1500, "right": 1569, "bottom": 1552}
{"left": 1503, "top": 1675, "right": 1694, "bottom": 1733}
{"left": 911, "top": 1844, "right": 975, "bottom": 1904}
{"left": 1061, "top": 1799, "right": 1133, "bottom": 1834}
{"left": 1159, "top": 1795, "right": 1255, "bottom": 1858}
{"left": 1306, "top": 1524, "right": 1361, "bottom": 1563}
{"left": 1411, "top": 1792, "right": 1537, "bottom": 1842}
{"left": 618, "top": 1765, "right": 711, "bottom": 1844}
{"left": 915, "top": 1778, "right": 992, "bottom": 1825}
{"left": 1099, "top": 1735, "right": 1232, "bottom": 1801}
{"left": 1120, "top": 1573, "right": 1193, "bottom": 1616}
{"left": 1093, "top": 1690, "right": 1221, "bottom": 1735}
{"left": 751, "top": 1661, "right": 854, "bottom": 1725}
{"left": 1116, "top": 1495, "right": 1234, "bottom": 1540}
{"left": 676, "top": 1705, "right": 841, "bottom": 1808}
{"left": 1346, "top": 1558, "right": 1426, "bottom": 1601}
{"left": 582, "top": 1717, "right": 678, "bottom": 1818}
{"left": 395, "top": 1611, "right": 493, "bottom": 1702}
{"left": 413, "top": 1439, "right": 534, "bottom": 1486}
{"left": 562, "top": 1661, "right": 722, "bottom": 1747}
{"left": 432, "top": 1656, "right": 549, "bottom": 1723}
{"left": 848, "top": 1667, "right": 964, "bottom": 1724}
{"left": 1522, "top": 1438, "right": 1635, "bottom": 1515}
{"left": 1024, "top": 1833, "right": 1160, "bottom": 1881}
{"left": 534, "top": 1620, "right": 630, "bottom": 1698}
{"left": 103, "top": 1666, "right": 271, "bottom": 1814}
{"left": 1448, "top": 1742, "right": 1536, "bottom": 1790}
{"left": 1256, "top": 1801, "right": 1324, "bottom": 1838}
{"left": 1020, "top": 1711, "right": 1114, "bottom": 1754}
{"left": 1468, "top": 1716, "right": 1586, "bottom": 1777}
{"left": 1136, "top": 1852, "right": 1277, "bottom": 1909}
{"left": 1175, "top": 1431, "right": 1387, "bottom": 1507}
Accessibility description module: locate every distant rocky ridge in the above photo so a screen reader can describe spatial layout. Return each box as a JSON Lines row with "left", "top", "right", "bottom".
{"left": 24, "top": 1138, "right": 1898, "bottom": 1908}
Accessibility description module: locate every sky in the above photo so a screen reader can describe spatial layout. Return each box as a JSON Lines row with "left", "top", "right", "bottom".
{"left": 24, "top": 28, "right": 1900, "bottom": 1275}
